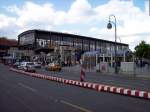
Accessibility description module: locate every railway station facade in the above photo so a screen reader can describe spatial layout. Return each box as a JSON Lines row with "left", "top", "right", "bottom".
{"left": 18, "top": 29, "right": 129, "bottom": 65}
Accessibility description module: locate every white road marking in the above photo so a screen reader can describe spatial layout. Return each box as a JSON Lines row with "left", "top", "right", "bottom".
{"left": 60, "top": 100, "right": 92, "bottom": 112}
{"left": 0, "top": 80, "right": 34, "bottom": 112}
{"left": 18, "top": 83, "right": 37, "bottom": 92}
{"left": 11, "top": 94, "right": 34, "bottom": 112}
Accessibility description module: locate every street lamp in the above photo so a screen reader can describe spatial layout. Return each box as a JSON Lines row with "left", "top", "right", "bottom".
{"left": 107, "top": 15, "right": 117, "bottom": 73}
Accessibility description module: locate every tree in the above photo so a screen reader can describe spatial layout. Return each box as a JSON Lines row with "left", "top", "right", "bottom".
{"left": 134, "top": 41, "right": 150, "bottom": 59}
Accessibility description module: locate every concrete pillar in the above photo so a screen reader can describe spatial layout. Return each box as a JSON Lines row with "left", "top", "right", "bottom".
{"left": 103, "top": 54, "right": 105, "bottom": 62}
{"left": 96, "top": 54, "right": 98, "bottom": 65}
{"left": 111, "top": 53, "right": 113, "bottom": 67}
{"left": 123, "top": 52, "right": 126, "bottom": 62}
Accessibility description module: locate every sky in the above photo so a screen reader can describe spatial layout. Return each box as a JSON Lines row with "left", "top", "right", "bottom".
{"left": 0, "top": 0, "right": 150, "bottom": 50}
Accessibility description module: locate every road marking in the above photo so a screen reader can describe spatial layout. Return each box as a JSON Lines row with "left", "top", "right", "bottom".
{"left": 0, "top": 81, "right": 34, "bottom": 112}
{"left": 60, "top": 100, "right": 92, "bottom": 112}
{"left": 11, "top": 94, "right": 34, "bottom": 112}
{"left": 18, "top": 83, "right": 37, "bottom": 92}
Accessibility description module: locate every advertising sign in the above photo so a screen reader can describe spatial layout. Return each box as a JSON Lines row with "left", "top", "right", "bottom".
{"left": 20, "top": 33, "right": 34, "bottom": 45}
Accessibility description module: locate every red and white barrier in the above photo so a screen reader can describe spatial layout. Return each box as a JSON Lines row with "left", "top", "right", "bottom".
{"left": 10, "top": 68, "right": 150, "bottom": 100}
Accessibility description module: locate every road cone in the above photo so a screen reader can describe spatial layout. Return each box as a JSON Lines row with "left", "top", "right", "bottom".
{"left": 80, "top": 67, "right": 85, "bottom": 82}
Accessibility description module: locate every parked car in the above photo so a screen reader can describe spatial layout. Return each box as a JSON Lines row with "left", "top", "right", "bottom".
{"left": 33, "top": 62, "right": 41, "bottom": 68}
{"left": 12, "top": 62, "right": 20, "bottom": 68}
{"left": 45, "top": 63, "right": 61, "bottom": 71}
{"left": 18, "top": 62, "right": 36, "bottom": 73}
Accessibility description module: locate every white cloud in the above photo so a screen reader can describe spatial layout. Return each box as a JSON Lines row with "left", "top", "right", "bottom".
{"left": 67, "top": 0, "right": 94, "bottom": 23}
{"left": 15, "top": 2, "right": 56, "bottom": 28}
{"left": 0, "top": 0, "right": 150, "bottom": 50}
{"left": 88, "top": 0, "right": 150, "bottom": 50}
{"left": 0, "top": 14, "right": 19, "bottom": 38}
{"left": 89, "top": 27, "right": 99, "bottom": 33}
{"left": 0, "top": 14, "right": 16, "bottom": 28}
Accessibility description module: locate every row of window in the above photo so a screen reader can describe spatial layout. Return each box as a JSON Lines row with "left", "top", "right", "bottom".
{"left": 36, "top": 34, "right": 128, "bottom": 52}
{"left": 19, "top": 32, "right": 128, "bottom": 52}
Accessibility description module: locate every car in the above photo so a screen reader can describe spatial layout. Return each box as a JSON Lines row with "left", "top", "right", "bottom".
{"left": 46, "top": 63, "right": 61, "bottom": 72}
{"left": 12, "top": 62, "right": 20, "bottom": 68}
{"left": 18, "top": 62, "right": 36, "bottom": 73}
{"left": 33, "top": 62, "right": 41, "bottom": 68}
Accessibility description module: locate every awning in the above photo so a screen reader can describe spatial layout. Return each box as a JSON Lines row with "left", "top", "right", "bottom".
{"left": 34, "top": 48, "right": 54, "bottom": 54}
{"left": 3, "top": 56, "right": 15, "bottom": 59}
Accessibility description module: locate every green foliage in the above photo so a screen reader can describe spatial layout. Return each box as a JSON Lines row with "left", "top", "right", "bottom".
{"left": 135, "top": 41, "right": 150, "bottom": 59}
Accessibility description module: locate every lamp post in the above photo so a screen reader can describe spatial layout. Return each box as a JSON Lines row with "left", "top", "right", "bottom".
{"left": 107, "top": 15, "right": 117, "bottom": 73}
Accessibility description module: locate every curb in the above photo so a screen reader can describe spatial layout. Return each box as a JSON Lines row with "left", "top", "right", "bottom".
{"left": 10, "top": 68, "right": 150, "bottom": 100}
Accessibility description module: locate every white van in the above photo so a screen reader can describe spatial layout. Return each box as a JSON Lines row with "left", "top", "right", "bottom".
{"left": 18, "top": 62, "right": 36, "bottom": 72}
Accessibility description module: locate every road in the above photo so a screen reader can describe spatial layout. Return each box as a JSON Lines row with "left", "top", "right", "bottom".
{"left": 0, "top": 64, "right": 150, "bottom": 112}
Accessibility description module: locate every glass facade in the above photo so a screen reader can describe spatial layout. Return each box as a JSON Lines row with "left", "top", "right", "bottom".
{"left": 19, "top": 33, "right": 34, "bottom": 45}
{"left": 18, "top": 30, "right": 129, "bottom": 54}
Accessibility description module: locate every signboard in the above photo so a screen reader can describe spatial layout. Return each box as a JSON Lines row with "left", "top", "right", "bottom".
{"left": 20, "top": 33, "right": 34, "bottom": 45}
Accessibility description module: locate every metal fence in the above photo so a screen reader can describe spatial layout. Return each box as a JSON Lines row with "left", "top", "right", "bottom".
{"left": 135, "top": 64, "right": 150, "bottom": 75}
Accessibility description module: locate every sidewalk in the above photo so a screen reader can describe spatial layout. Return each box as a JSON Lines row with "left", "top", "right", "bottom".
{"left": 36, "top": 66, "right": 150, "bottom": 92}
{"left": 62, "top": 65, "right": 150, "bottom": 80}
{"left": 94, "top": 71, "right": 150, "bottom": 80}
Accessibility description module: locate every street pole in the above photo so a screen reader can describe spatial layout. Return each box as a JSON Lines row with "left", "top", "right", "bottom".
{"left": 149, "top": 0, "right": 150, "bottom": 16}
{"left": 107, "top": 15, "right": 118, "bottom": 74}
{"left": 114, "top": 16, "right": 117, "bottom": 74}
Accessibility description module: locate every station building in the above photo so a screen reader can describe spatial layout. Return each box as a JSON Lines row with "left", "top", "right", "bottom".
{"left": 18, "top": 29, "right": 129, "bottom": 65}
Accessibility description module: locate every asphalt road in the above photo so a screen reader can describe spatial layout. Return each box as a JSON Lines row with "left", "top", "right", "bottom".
{"left": 36, "top": 66, "right": 150, "bottom": 92}
{"left": 0, "top": 64, "right": 150, "bottom": 112}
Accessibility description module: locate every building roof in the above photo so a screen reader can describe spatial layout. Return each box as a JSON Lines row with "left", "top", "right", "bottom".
{"left": 18, "top": 29, "right": 128, "bottom": 46}
{"left": 0, "top": 38, "right": 17, "bottom": 46}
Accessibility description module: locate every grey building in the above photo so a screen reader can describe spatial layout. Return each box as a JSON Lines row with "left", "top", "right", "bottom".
{"left": 18, "top": 29, "right": 129, "bottom": 65}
